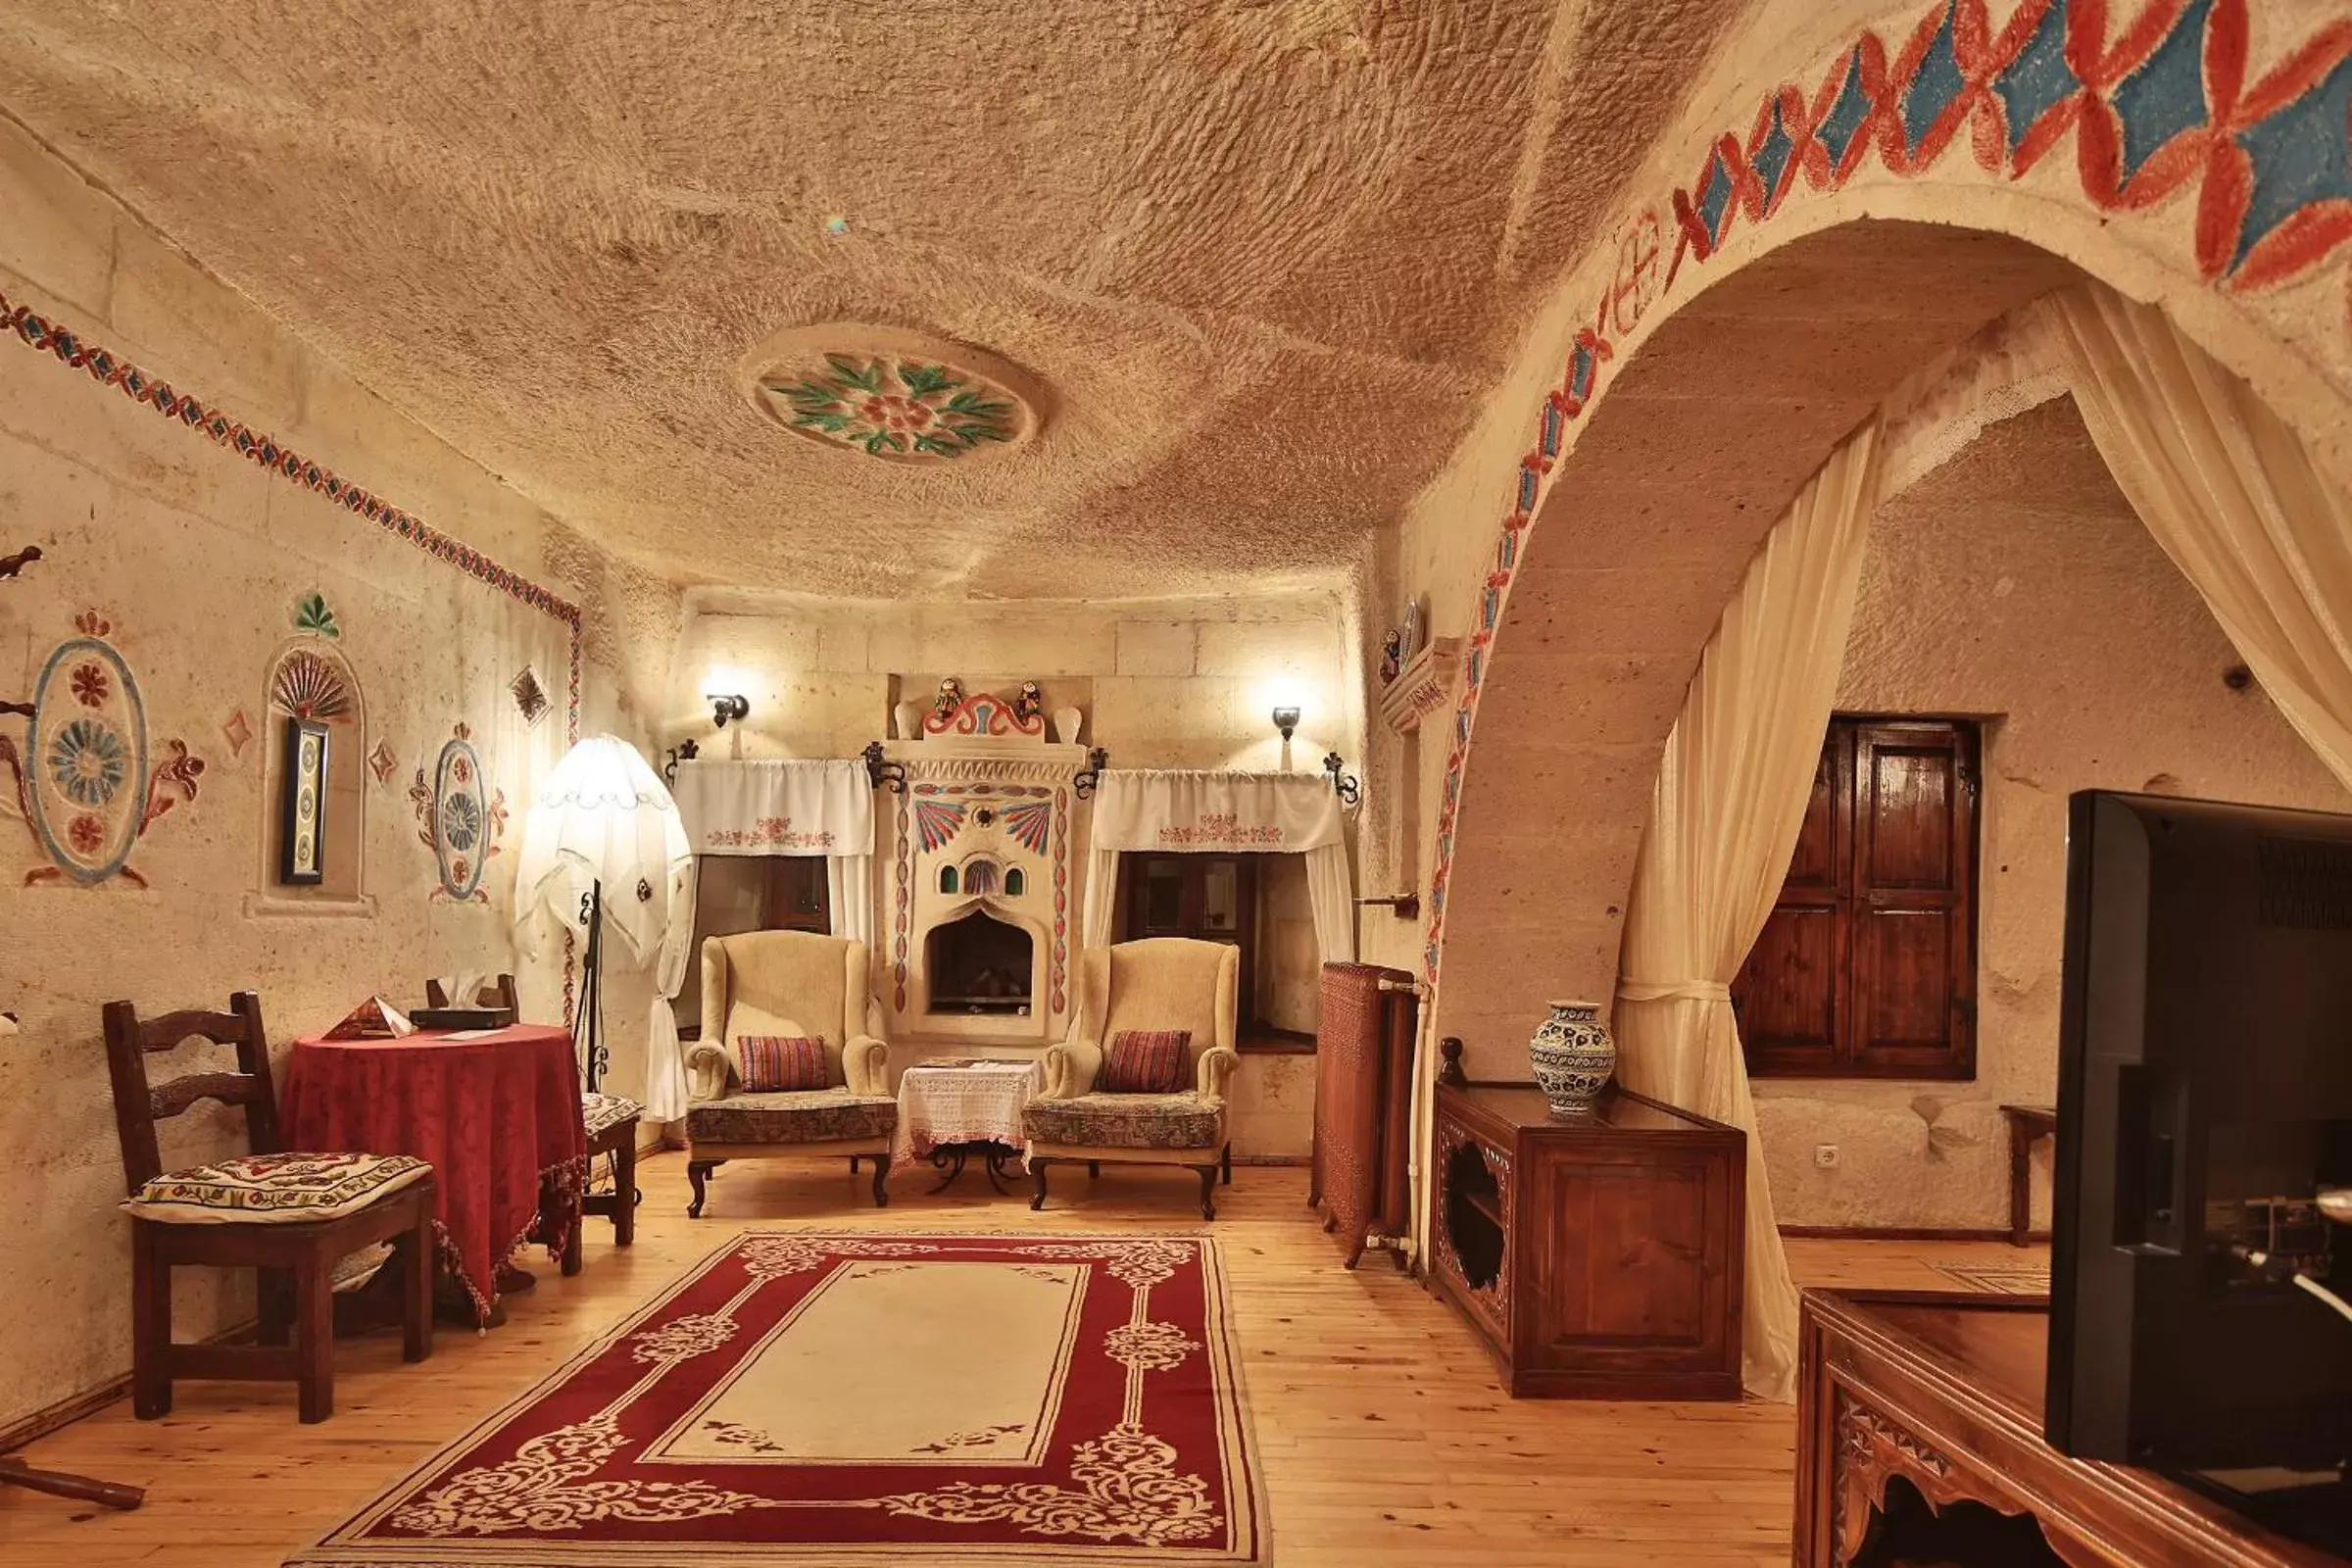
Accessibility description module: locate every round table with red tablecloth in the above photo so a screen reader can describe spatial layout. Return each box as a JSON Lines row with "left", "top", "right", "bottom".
{"left": 281, "top": 1024, "right": 586, "bottom": 1324}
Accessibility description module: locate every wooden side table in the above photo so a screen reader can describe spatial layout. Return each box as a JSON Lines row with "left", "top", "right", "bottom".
{"left": 2001, "top": 1103, "right": 2057, "bottom": 1247}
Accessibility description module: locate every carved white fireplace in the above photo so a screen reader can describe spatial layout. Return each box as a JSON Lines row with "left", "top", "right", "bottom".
{"left": 881, "top": 688, "right": 1088, "bottom": 1045}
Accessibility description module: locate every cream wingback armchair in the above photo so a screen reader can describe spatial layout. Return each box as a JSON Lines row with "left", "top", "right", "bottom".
{"left": 685, "top": 930, "right": 896, "bottom": 1215}
{"left": 1023, "top": 938, "right": 1240, "bottom": 1219}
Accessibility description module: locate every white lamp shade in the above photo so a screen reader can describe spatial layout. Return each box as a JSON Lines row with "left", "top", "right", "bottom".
{"left": 514, "top": 735, "right": 692, "bottom": 966}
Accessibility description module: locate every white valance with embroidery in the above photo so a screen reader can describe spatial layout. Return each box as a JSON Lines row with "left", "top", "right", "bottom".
{"left": 1081, "top": 769, "right": 1354, "bottom": 963}
{"left": 671, "top": 760, "right": 874, "bottom": 858}
{"left": 1088, "top": 769, "right": 1346, "bottom": 853}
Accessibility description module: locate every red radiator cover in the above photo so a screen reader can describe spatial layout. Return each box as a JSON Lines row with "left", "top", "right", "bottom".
{"left": 1311, "top": 962, "right": 1418, "bottom": 1267}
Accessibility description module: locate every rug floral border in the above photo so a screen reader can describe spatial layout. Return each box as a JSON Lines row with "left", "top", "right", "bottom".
{"left": 284, "top": 1229, "right": 1267, "bottom": 1567}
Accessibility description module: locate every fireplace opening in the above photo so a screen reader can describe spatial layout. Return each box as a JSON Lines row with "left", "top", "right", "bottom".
{"left": 925, "top": 908, "right": 1034, "bottom": 1015}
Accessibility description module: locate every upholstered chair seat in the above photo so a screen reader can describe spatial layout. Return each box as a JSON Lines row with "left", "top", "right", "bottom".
{"left": 1022, "top": 937, "right": 1240, "bottom": 1218}
{"left": 684, "top": 929, "right": 896, "bottom": 1213}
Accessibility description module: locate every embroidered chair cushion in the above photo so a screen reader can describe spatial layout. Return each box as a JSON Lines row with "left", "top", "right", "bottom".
{"left": 1023, "top": 1092, "right": 1225, "bottom": 1151}
{"left": 1099, "top": 1029, "right": 1191, "bottom": 1094}
{"left": 738, "top": 1035, "right": 831, "bottom": 1093}
{"left": 122, "top": 1151, "right": 431, "bottom": 1225}
{"left": 581, "top": 1090, "right": 642, "bottom": 1142}
{"left": 686, "top": 1088, "right": 898, "bottom": 1147}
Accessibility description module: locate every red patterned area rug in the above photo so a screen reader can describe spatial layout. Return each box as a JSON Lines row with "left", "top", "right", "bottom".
{"left": 287, "top": 1232, "right": 1265, "bottom": 1566}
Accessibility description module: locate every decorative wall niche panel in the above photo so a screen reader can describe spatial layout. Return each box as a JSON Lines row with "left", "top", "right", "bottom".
{"left": 260, "top": 601, "right": 367, "bottom": 906}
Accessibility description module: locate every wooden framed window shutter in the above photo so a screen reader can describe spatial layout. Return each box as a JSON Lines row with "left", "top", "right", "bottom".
{"left": 1733, "top": 716, "right": 1980, "bottom": 1080}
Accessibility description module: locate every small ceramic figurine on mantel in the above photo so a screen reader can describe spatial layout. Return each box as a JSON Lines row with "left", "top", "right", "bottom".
{"left": 1378, "top": 628, "right": 1403, "bottom": 687}
{"left": 1013, "top": 680, "right": 1045, "bottom": 725}
{"left": 933, "top": 676, "right": 964, "bottom": 723}
{"left": 1529, "top": 1000, "right": 1617, "bottom": 1114}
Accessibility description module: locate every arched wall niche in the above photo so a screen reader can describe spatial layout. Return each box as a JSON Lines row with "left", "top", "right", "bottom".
{"left": 254, "top": 638, "right": 370, "bottom": 910}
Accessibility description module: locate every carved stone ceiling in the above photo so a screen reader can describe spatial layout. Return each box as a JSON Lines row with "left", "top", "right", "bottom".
{"left": 0, "top": 1, "right": 1746, "bottom": 599}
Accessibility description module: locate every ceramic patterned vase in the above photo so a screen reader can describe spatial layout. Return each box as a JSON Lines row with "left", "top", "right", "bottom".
{"left": 1530, "top": 1000, "right": 1616, "bottom": 1115}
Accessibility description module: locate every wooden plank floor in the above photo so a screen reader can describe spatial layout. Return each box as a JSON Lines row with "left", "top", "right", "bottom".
{"left": 0, "top": 1153, "right": 2045, "bottom": 1565}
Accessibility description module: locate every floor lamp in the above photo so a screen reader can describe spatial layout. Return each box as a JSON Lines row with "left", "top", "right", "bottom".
{"left": 515, "top": 735, "right": 691, "bottom": 1106}
{"left": 575, "top": 876, "right": 608, "bottom": 1090}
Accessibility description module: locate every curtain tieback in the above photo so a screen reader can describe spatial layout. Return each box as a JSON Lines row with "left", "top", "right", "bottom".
{"left": 1615, "top": 977, "right": 1733, "bottom": 1004}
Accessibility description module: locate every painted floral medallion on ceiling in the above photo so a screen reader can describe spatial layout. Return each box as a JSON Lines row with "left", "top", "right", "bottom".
{"left": 742, "top": 325, "right": 1042, "bottom": 465}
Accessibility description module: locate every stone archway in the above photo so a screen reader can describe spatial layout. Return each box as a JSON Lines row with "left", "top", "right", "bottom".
{"left": 1419, "top": 0, "right": 2352, "bottom": 1071}
{"left": 1432, "top": 220, "right": 2081, "bottom": 1070}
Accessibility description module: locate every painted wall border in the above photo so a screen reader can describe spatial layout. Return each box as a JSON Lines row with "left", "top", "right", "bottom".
{"left": 0, "top": 288, "right": 585, "bottom": 745}
{"left": 1419, "top": 0, "right": 2352, "bottom": 987}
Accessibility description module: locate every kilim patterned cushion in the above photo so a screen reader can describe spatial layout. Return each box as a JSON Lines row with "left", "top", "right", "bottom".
{"left": 1099, "top": 1028, "right": 1191, "bottom": 1094}
{"left": 738, "top": 1035, "right": 830, "bottom": 1093}
{"left": 123, "top": 1151, "right": 430, "bottom": 1225}
{"left": 581, "top": 1090, "right": 642, "bottom": 1141}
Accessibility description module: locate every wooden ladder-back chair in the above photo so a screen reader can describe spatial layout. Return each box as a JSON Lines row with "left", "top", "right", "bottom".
{"left": 425, "top": 972, "right": 639, "bottom": 1273}
{"left": 102, "top": 992, "right": 436, "bottom": 1423}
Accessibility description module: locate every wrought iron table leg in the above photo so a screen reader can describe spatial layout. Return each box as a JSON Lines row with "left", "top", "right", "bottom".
{"left": 927, "top": 1145, "right": 969, "bottom": 1194}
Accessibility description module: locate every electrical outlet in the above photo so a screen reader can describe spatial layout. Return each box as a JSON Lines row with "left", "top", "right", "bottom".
{"left": 1813, "top": 1144, "right": 1840, "bottom": 1169}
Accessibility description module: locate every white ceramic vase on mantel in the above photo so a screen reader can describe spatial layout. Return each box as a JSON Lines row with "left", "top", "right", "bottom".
{"left": 1529, "top": 1000, "right": 1616, "bottom": 1115}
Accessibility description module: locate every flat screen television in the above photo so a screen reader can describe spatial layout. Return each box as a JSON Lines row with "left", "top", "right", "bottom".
{"left": 2047, "top": 791, "right": 2351, "bottom": 1534}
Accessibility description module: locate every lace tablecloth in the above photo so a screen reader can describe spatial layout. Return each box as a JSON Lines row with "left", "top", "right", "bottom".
{"left": 893, "top": 1058, "right": 1046, "bottom": 1163}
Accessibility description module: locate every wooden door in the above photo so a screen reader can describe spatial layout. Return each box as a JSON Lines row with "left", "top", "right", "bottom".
{"left": 1733, "top": 717, "right": 1979, "bottom": 1079}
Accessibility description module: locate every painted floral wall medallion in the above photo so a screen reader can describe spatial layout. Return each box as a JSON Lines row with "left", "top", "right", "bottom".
{"left": 279, "top": 716, "right": 328, "bottom": 884}
{"left": 0, "top": 611, "right": 203, "bottom": 887}
{"left": 742, "top": 324, "right": 1043, "bottom": 465}
{"left": 412, "top": 722, "right": 505, "bottom": 903}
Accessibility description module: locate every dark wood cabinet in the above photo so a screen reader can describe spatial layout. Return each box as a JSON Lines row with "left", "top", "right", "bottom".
{"left": 1429, "top": 1079, "right": 1745, "bottom": 1399}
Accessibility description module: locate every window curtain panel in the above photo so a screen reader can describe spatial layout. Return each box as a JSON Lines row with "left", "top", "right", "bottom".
{"left": 1612, "top": 421, "right": 1886, "bottom": 1403}
{"left": 2053, "top": 283, "right": 2352, "bottom": 791}
{"left": 1079, "top": 769, "right": 1355, "bottom": 961}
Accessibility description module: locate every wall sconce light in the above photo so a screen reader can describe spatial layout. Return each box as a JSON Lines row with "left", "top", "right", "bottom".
{"left": 707, "top": 694, "right": 750, "bottom": 729}
{"left": 1271, "top": 705, "right": 1302, "bottom": 742}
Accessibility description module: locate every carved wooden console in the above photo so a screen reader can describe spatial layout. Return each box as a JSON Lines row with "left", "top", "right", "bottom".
{"left": 1428, "top": 1080, "right": 1744, "bottom": 1399}
{"left": 1794, "top": 1289, "right": 2345, "bottom": 1567}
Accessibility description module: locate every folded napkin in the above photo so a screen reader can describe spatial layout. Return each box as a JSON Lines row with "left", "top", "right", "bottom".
{"left": 322, "top": 996, "right": 417, "bottom": 1040}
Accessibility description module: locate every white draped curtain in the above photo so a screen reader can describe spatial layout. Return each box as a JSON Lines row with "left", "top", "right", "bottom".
{"left": 1082, "top": 769, "right": 1356, "bottom": 963}
{"left": 2052, "top": 284, "right": 2352, "bottom": 791}
{"left": 1613, "top": 422, "right": 1886, "bottom": 1403}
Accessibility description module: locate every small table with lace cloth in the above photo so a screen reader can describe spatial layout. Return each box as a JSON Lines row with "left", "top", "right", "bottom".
{"left": 891, "top": 1057, "right": 1046, "bottom": 1194}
